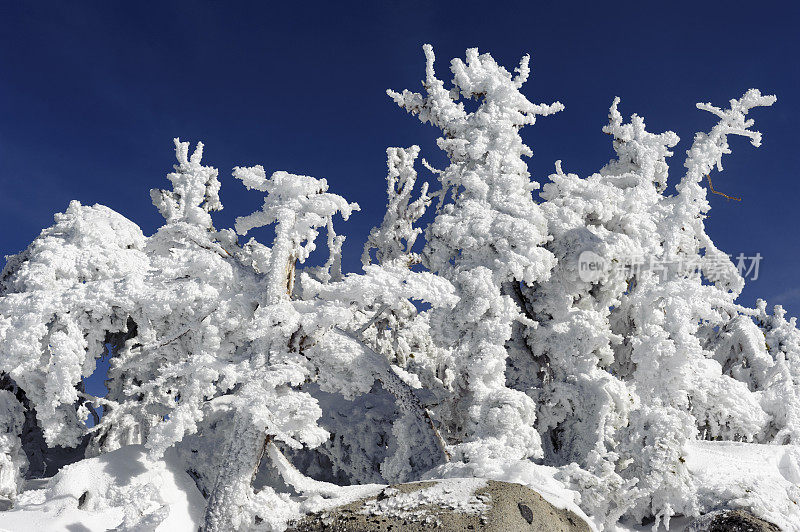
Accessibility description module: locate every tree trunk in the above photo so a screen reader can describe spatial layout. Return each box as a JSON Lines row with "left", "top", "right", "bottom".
{"left": 335, "top": 327, "right": 450, "bottom": 465}
{"left": 201, "top": 416, "right": 270, "bottom": 532}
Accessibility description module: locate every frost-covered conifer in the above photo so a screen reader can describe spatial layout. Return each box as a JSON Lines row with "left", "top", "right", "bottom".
{"left": 0, "top": 389, "right": 26, "bottom": 499}
{"left": 389, "top": 45, "right": 561, "bottom": 467}
{"left": 753, "top": 300, "right": 800, "bottom": 443}
{"left": 0, "top": 194, "right": 152, "bottom": 504}
{"left": 150, "top": 139, "right": 222, "bottom": 228}
{"left": 0, "top": 200, "right": 148, "bottom": 448}
{"left": 194, "top": 163, "right": 357, "bottom": 531}
{"left": 359, "top": 147, "right": 444, "bottom": 385}
{"left": 526, "top": 98, "right": 681, "bottom": 524}
{"left": 611, "top": 90, "right": 776, "bottom": 527}
{"left": 298, "top": 146, "right": 454, "bottom": 484}
{"left": 93, "top": 139, "right": 251, "bottom": 458}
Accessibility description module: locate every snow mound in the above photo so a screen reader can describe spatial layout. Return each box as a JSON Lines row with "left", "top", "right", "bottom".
{"left": 685, "top": 440, "right": 800, "bottom": 531}
{"left": 0, "top": 445, "right": 205, "bottom": 532}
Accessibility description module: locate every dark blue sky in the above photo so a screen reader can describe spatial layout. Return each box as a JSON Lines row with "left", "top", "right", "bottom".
{"left": 1, "top": 1, "right": 798, "bottom": 316}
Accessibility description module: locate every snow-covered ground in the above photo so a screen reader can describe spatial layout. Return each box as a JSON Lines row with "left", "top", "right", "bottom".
{"left": 612, "top": 440, "right": 800, "bottom": 532}
{"left": 684, "top": 439, "right": 800, "bottom": 531}
{"left": 1, "top": 439, "right": 796, "bottom": 531}
{"left": 0, "top": 445, "right": 206, "bottom": 531}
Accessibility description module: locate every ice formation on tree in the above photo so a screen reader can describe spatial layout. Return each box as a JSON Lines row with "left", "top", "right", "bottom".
{"left": 388, "top": 45, "right": 561, "bottom": 468}
{"left": 0, "top": 45, "right": 797, "bottom": 532}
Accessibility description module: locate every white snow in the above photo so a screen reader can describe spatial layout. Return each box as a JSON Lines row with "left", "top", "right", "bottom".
{"left": 360, "top": 478, "right": 490, "bottom": 520}
{"left": 0, "top": 445, "right": 205, "bottom": 532}
{"left": 684, "top": 440, "right": 800, "bottom": 531}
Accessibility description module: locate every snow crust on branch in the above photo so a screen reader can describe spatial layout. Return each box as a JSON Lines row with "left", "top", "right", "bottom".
{"left": 151, "top": 138, "right": 222, "bottom": 228}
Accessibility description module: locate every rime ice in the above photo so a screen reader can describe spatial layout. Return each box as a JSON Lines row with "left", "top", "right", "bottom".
{"left": 0, "top": 47, "right": 796, "bottom": 532}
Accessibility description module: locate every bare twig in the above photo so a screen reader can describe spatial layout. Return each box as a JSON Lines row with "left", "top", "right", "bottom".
{"left": 151, "top": 309, "right": 214, "bottom": 350}
{"left": 188, "top": 236, "right": 232, "bottom": 258}
{"left": 706, "top": 174, "right": 741, "bottom": 201}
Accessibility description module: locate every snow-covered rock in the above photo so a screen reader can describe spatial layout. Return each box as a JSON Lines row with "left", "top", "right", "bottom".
{"left": 687, "top": 509, "right": 780, "bottom": 532}
{"left": 289, "top": 478, "right": 591, "bottom": 531}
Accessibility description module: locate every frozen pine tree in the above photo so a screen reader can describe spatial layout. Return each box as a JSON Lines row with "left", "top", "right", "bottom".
{"left": 754, "top": 300, "right": 800, "bottom": 444}
{"left": 609, "top": 90, "right": 776, "bottom": 526}
{"left": 524, "top": 97, "right": 682, "bottom": 525}
{"left": 389, "top": 45, "right": 561, "bottom": 470}
{"left": 198, "top": 162, "right": 358, "bottom": 531}
{"left": 0, "top": 199, "right": 149, "bottom": 452}
{"left": 0, "top": 388, "right": 26, "bottom": 500}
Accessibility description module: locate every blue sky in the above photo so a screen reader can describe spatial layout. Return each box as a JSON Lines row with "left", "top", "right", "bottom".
{"left": 1, "top": 1, "right": 798, "bottom": 318}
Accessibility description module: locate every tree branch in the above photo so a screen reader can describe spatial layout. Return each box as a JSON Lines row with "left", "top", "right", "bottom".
{"left": 706, "top": 174, "right": 741, "bottom": 201}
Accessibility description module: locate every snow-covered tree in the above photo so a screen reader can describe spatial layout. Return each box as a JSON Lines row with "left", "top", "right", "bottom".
{"left": 389, "top": 45, "right": 561, "bottom": 469}
{"left": 0, "top": 388, "right": 26, "bottom": 500}
{"left": 1, "top": 44, "right": 796, "bottom": 532}
{"left": 299, "top": 146, "right": 454, "bottom": 485}
{"left": 515, "top": 88, "right": 780, "bottom": 528}
{"left": 0, "top": 198, "right": 149, "bottom": 451}
{"left": 202, "top": 156, "right": 460, "bottom": 530}
{"left": 609, "top": 90, "right": 776, "bottom": 527}
{"left": 186, "top": 161, "right": 359, "bottom": 531}
{"left": 90, "top": 139, "right": 249, "bottom": 458}
{"left": 524, "top": 97, "right": 681, "bottom": 524}
{"left": 753, "top": 300, "right": 800, "bottom": 444}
